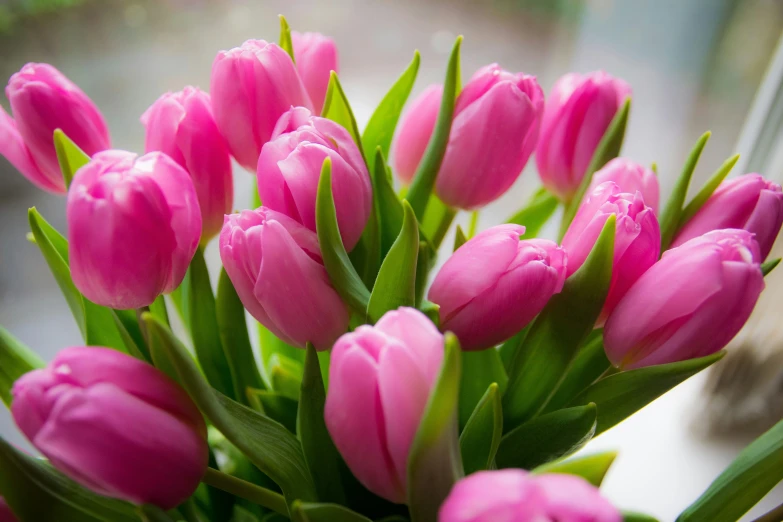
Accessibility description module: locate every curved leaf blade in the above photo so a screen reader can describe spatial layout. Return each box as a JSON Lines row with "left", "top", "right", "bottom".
{"left": 459, "top": 383, "right": 502, "bottom": 475}
{"left": 678, "top": 153, "right": 739, "bottom": 228}
{"left": 278, "top": 14, "right": 295, "bottom": 62}
{"left": 0, "top": 326, "right": 44, "bottom": 406}
{"left": 322, "top": 72, "right": 363, "bottom": 152}
{"left": 543, "top": 329, "right": 609, "bottom": 414}
{"left": 533, "top": 450, "right": 618, "bottom": 487}
{"left": 372, "top": 148, "right": 404, "bottom": 258}
{"left": 291, "top": 502, "right": 372, "bottom": 522}
{"left": 507, "top": 187, "right": 559, "bottom": 239}
{"left": 54, "top": 129, "right": 89, "bottom": 189}
{"left": 459, "top": 348, "right": 507, "bottom": 429}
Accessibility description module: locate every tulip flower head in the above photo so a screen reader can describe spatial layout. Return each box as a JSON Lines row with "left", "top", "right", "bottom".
{"left": 392, "top": 84, "right": 443, "bottom": 184}
{"left": 291, "top": 31, "right": 339, "bottom": 114}
{"left": 588, "top": 157, "right": 659, "bottom": 213}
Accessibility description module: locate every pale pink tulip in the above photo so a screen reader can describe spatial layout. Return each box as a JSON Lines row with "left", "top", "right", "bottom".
{"left": 392, "top": 84, "right": 443, "bottom": 184}
{"left": 292, "top": 31, "right": 338, "bottom": 114}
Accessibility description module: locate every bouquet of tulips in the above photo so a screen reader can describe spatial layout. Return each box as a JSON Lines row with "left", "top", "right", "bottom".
{"left": 2, "top": 14, "right": 783, "bottom": 522}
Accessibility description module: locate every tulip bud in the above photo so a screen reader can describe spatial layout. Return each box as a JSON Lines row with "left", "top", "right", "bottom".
{"left": 325, "top": 307, "right": 443, "bottom": 503}
{"left": 562, "top": 182, "right": 660, "bottom": 325}
{"left": 588, "top": 157, "right": 659, "bottom": 213}
{"left": 436, "top": 64, "right": 544, "bottom": 209}
{"left": 0, "top": 498, "right": 16, "bottom": 522}
{"left": 220, "top": 207, "right": 349, "bottom": 350}
{"left": 536, "top": 71, "right": 631, "bottom": 201}
{"left": 291, "top": 31, "right": 338, "bottom": 114}
{"left": 391, "top": 84, "right": 443, "bottom": 185}
{"left": 141, "top": 87, "right": 233, "bottom": 241}
{"left": 210, "top": 40, "right": 313, "bottom": 171}
{"left": 671, "top": 173, "right": 783, "bottom": 259}
{"left": 428, "top": 225, "right": 567, "bottom": 350}
{"left": 605, "top": 229, "right": 764, "bottom": 369}
{"left": 1, "top": 63, "right": 110, "bottom": 193}
{"left": 67, "top": 150, "right": 202, "bottom": 309}
{"left": 439, "top": 470, "right": 621, "bottom": 522}
{"left": 257, "top": 107, "right": 372, "bottom": 251}
{"left": 11, "top": 347, "right": 208, "bottom": 509}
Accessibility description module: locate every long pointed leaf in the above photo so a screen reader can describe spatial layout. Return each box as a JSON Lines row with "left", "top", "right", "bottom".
{"left": 53, "top": 129, "right": 89, "bottom": 189}
{"left": 322, "top": 72, "right": 363, "bottom": 152}
{"left": 678, "top": 153, "right": 739, "bottom": 228}
{"left": 372, "top": 148, "right": 405, "bottom": 258}
{"left": 507, "top": 187, "right": 560, "bottom": 239}
{"left": 278, "top": 15, "right": 295, "bottom": 62}
{"left": 533, "top": 450, "right": 618, "bottom": 487}
{"left": 459, "top": 383, "right": 502, "bottom": 475}
{"left": 543, "top": 329, "right": 609, "bottom": 414}
{"left": 459, "top": 349, "right": 507, "bottom": 430}
{"left": 0, "top": 326, "right": 44, "bottom": 406}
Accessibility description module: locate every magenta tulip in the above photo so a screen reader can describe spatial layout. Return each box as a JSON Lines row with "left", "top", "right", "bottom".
{"left": 0, "top": 63, "right": 110, "bottom": 193}
{"left": 141, "top": 87, "right": 233, "bottom": 241}
{"left": 292, "top": 31, "right": 338, "bottom": 114}
{"left": 605, "top": 229, "right": 764, "bottom": 369}
{"left": 588, "top": 158, "right": 659, "bottom": 213}
{"left": 210, "top": 40, "right": 313, "bottom": 171}
{"left": 428, "top": 225, "right": 567, "bottom": 350}
{"left": 536, "top": 71, "right": 631, "bottom": 201}
{"left": 439, "top": 470, "right": 621, "bottom": 522}
{"left": 0, "top": 498, "right": 16, "bottom": 522}
{"left": 325, "top": 307, "right": 443, "bottom": 503}
{"left": 392, "top": 84, "right": 443, "bottom": 184}
{"left": 67, "top": 150, "right": 201, "bottom": 309}
{"left": 436, "top": 64, "right": 544, "bottom": 209}
{"left": 257, "top": 106, "right": 372, "bottom": 251}
{"left": 562, "top": 182, "right": 660, "bottom": 324}
{"left": 220, "top": 207, "right": 349, "bottom": 350}
{"left": 671, "top": 173, "right": 783, "bottom": 259}
{"left": 11, "top": 347, "right": 208, "bottom": 509}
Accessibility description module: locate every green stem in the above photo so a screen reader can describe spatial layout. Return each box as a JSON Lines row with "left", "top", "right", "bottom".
{"left": 430, "top": 207, "right": 458, "bottom": 250}
{"left": 201, "top": 467, "right": 288, "bottom": 515}
{"left": 467, "top": 211, "right": 479, "bottom": 238}
{"left": 136, "top": 305, "right": 152, "bottom": 347}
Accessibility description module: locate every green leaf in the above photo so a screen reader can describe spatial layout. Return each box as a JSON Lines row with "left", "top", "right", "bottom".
{"left": 459, "top": 383, "right": 502, "bottom": 475}
{"left": 533, "top": 450, "right": 618, "bottom": 487}
{"left": 149, "top": 294, "right": 170, "bottom": 327}
{"left": 367, "top": 201, "right": 419, "bottom": 322}
{"left": 495, "top": 404, "right": 597, "bottom": 470}
{"left": 322, "top": 72, "right": 363, "bottom": 153}
{"left": 201, "top": 467, "right": 288, "bottom": 516}
{"left": 761, "top": 257, "right": 780, "bottom": 276}
{"left": 414, "top": 240, "right": 433, "bottom": 309}
{"left": 372, "top": 148, "right": 405, "bottom": 259}
{"left": 232, "top": 506, "right": 261, "bottom": 522}
{"left": 362, "top": 51, "right": 421, "bottom": 172}
{"left": 278, "top": 14, "right": 295, "bottom": 62}
{"left": 453, "top": 225, "right": 467, "bottom": 251}
{"left": 405, "top": 36, "right": 462, "bottom": 221}
{"left": 659, "top": 132, "right": 711, "bottom": 250}
{"left": 299, "top": 344, "right": 346, "bottom": 504}
{"left": 676, "top": 418, "right": 783, "bottom": 522}
{"left": 143, "top": 314, "right": 317, "bottom": 504}
{"left": 569, "top": 351, "right": 725, "bottom": 436}
{"left": 503, "top": 216, "right": 615, "bottom": 429}
{"left": 291, "top": 502, "right": 372, "bottom": 522}
{"left": 349, "top": 188, "right": 382, "bottom": 289}
{"left": 138, "top": 505, "right": 175, "bottom": 522}
{"left": 467, "top": 211, "right": 479, "bottom": 238}
{"left": 459, "top": 349, "right": 507, "bottom": 429}
{"left": 559, "top": 98, "right": 630, "bottom": 238}
{"left": 678, "top": 153, "right": 739, "bottom": 228}
{"left": 258, "top": 323, "right": 304, "bottom": 389}
{"left": 624, "top": 512, "right": 660, "bottom": 522}
{"left": 217, "top": 268, "right": 265, "bottom": 405}
{"left": 188, "top": 246, "right": 236, "bottom": 399}
{"left": 316, "top": 158, "right": 372, "bottom": 315}
{"left": 111, "top": 309, "right": 149, "bottom": 361}
{"left": 53, "top": 129, "right": 90, "bottom": 189}
{"left": 420, "top": 195, "right": 457, "bottom": 249}
{"left": 0, "top": 437, "right": 138, "bottom": 521}
{"left": 0, "top": 326, "right": 44, "bottom": 406}
{"left": 407, "top": 333, "right": 464, "bottom": 522}
{"left": 247, "top": 388, "right": 298, "bottom": 434}
{"left": 507, "top": 187, "right": 560, "bottom": 239}
{"left": 270, "top": 355, "right": 304, "bottom": 400}
{"left": 498, "top": 325, "right": 530, "bottom": 371}
{"left": 420, "top": 300, "right": 440, "bottom": 327}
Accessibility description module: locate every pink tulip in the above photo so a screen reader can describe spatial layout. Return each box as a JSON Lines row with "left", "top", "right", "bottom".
{"left": 562, "top": 182, "right": 660, "bottom": 325}
{"left": 428, "top": 225, "right": 567, "bottom": 350}
{"left": 141, "top": 87, "right": 233, "bottom": 241}
{"left": 257, "top": 107, "right": 372, "bottom": 251}
{"left": 536, "top": 71, "right": 631, "bottom": 201}
{"left": 292, "top": 31, "right": 338, "bottom": 114}
{"left": 439, "top": 470, "right": 621, "bottom": 522}
{"left": 0, "top": 498, "right": 16, "bottom": 522}
{"left": 1, "top": 63, "right": 110, "bottom": 193}
{"left": 605, "top": 229, "right": 764, "bottom": 369}
{"left": 588, "top": 158, "right": 659, "bottom": 213}
{"left": 220, "top": 207, "right": 349, "bottom": 350}
{"left": 210, "top": 40, "right": 313, "bottom": 171}
{"left": 392, "top": 84, "right": 443, "bottom": 184}
{"left": 67, "top": 150, "right": 201, "bottom": 309}
{"left": 436, "top": 64, "right": 544, "bottom": 209}
{"left": 11, "top": 347, "right": 208, "bottom": 509}
{"left": 671, "top": 173, "right": 783, "bottom": 259}
{"left": 325, "top": 307, "right": 443, "bottom": 503}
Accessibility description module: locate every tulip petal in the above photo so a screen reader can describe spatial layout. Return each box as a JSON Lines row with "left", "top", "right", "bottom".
{"left": 0, "top": 106, "right": 63, "bottom": 193}
{"left": 374, "top": 307, "right": 444, "bottom": 383}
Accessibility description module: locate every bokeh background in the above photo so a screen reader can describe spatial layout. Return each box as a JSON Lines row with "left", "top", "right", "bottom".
{"left": 1, "top": 0, "right": 783, "bottom": 519}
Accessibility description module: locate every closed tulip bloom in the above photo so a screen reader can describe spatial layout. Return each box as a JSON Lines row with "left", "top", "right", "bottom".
{"left": 605, "top": 229, "right": 764, "bottom": 369}
{"left": 588, "top": 157, "right": 659, "bottom": 213}
{"left": 392, "top": 84, "right": 443, "bottom": 184}
{"left": 325, "top": 308, "right": 443, "bottom": 503}
{"left": 11, "top": 347, "right": 208, "bottom": 509}
{"left": 428, "top": 225, "right": 567, "bottom": 350}
{"left": 536, "top": 71, "right": 631, "bottom": 201}
{"left": 439, "top": 470, "right": 620, "bottom": 522}
{"left": 1, "top": 63, "right": 110, "bottom": 193}
{"left": 671, "top": 173, "right": 783, "bottom": 259}
{"left": 211, "top": 40, "right": 313, "bottom": 171}
{"left": 436, "top": 65, "right": 544, "bottom": 209}
{"left": 220, "top": 207, "right": 349, "bottom": 350}
{"left": 562, "top": 182, "right": 660, "bottom": 324}
{"left": 67, "top": 150, "right": 201, "bottom": 309}
{"left": 257, "top": 107, "right": 372, "bottom": 251}
{"left": 142, "top": 87, "right": 233, "bottom": 241}
{"left": 292, "top": 31, "right": 338, "bottom": 114}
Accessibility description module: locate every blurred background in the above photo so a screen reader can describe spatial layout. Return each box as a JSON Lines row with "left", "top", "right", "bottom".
{"left": 1, "top": 0, "right": 782, "bottom": 519}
